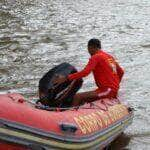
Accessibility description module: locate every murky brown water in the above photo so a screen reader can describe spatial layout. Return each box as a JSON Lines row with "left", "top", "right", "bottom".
{"left": 0, "top": 0, "right": 150, "bottom": 149}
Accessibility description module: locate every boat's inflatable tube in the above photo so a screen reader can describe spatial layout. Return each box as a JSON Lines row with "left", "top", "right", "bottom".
{"left": 0, "top": 93, "right": 133, "bottom": 150}
{"left": 38, "top": 63, "right": 83, "bottom": 107}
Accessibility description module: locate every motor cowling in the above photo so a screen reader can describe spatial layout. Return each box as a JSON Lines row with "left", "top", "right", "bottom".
{"left": 38, "top": 63, "right": 83, "bottom": 107}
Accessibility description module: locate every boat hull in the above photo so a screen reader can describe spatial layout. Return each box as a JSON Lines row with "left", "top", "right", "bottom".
{"left": 0, "top": 93, "right": 133, "bottom": 149}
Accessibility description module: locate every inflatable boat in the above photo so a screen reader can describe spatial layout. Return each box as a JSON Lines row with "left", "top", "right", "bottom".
{"left": 0, "top": 63, "right": 133, "bottom": 149}
{"left": 0, "top": 93, "right": 133, "bottom": 150}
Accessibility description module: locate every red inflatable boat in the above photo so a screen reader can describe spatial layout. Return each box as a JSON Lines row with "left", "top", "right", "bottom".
{"left": 0, "top": 93, "right": 133, "bottom": 150}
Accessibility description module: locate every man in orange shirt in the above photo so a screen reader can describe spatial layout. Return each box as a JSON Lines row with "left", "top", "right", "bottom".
{"left": 54, "top": 39, "right": 124, "bottom": 106}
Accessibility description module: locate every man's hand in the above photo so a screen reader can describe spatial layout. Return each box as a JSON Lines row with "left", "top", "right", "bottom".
{"left": 52, "top": 75, "right": 68, "bottom": 85}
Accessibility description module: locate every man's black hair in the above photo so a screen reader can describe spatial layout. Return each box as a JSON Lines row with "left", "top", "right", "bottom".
{"left": 88, "top": 38, "right": 101, "bottom": 49}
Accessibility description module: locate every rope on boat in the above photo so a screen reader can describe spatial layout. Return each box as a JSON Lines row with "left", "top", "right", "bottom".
{"left": 24, "top": 98, "right": 134, "bottom": 113}
{"left": 24, "top": 98, "right": 105, "bottom": 111}
{"left": 35, "top": 105, "right": 102, "bottom": 111}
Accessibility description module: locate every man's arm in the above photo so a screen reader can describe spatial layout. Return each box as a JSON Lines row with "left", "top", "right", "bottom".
{"left": 68, "top": 55, "right": 98, "bottom": 80}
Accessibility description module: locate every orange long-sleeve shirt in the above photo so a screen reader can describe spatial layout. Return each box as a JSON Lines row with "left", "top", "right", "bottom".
{"left": 68, "top": 50, "right": 124, "bottom": 92}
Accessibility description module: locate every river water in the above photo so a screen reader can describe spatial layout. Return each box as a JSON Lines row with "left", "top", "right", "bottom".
{"left": 0, "top": 0, "right": 150, "bottom": 149}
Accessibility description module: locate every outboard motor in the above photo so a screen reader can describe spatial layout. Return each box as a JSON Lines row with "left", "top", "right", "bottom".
{"left": 37, "top": 63, "right": 83, "bottom": 107}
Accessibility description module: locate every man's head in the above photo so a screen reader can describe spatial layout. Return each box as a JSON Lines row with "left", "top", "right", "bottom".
{"left": 88, "top": 38, "right": 101, "bottom": 55}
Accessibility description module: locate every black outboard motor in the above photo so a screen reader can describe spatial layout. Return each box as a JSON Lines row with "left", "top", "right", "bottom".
{"left": 37, "top": 63, "right": 83, "bottom": 107}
